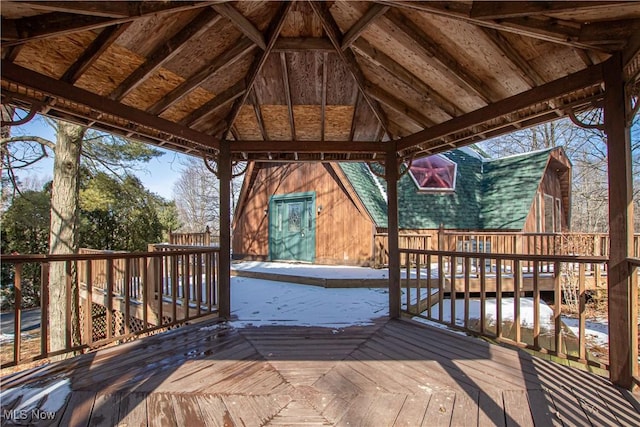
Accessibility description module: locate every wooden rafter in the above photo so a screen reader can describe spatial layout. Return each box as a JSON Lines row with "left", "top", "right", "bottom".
{"left": 180, "top": 80, "right": 246, "bottom": 128}
{"left": 469, "top": 1, "right": 633, "bottom": 20}
{"left": 222, "top": 2, "right": 294, "bottom": 140}
{"left": 110, "top": 9, "right": 222, "bottom": 101}
{"left": 396, "top": 63, "right": 604, "bottom": 152}
{"left": 212, "top": 3, "right": 266, "bottom": 50}
{"left": 250, "top": 89, "right": 269, "bottom": 141}
{"left": 1, "top": 45, "right": 23, "bottom": 62}
{"left": 385, "top": 9, "right": 497, "bottom": 104}
{"left": 1, "top": 60, "right": 220, "bottom": 150}
{"left": 308, "top": 1, "right": 391, "bottom": 138}
{"left": 341, "top": 4, "right": 389, "bottom": 50}
{"left": 351, "top": 38, "right": 460, "bottom": 118}
{"left": 480, "top": 28, "right": 546, "bottom": 88}
{"left": 147, "top": 37, "right": 256, "bottom": 115}
{"left": 280, "top": 52, "right": 296, "bottom": 140}
{"left": 377, "top": 1, "right": 630, "bottom": 52}
{"left": 229, "top": 140, "right": 387, "bottom": 154}
{"left": 61, "top": 23, "right": 131, "bottom": 84}
{"left": 1, "top": 2, "right": 217, "bottom": 46}
{"left": 273, "top": 38, "right": 335, "bottom": 53}
{"left": 365, "top": 82, "right": 435, "bottom": 128}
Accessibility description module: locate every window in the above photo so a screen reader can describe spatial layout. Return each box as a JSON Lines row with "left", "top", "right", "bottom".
{"left": 544, "top": 194, "right": 554, "bottom": 233}
{"left": 408, "top": 154, "right": 456, "bottom": 191}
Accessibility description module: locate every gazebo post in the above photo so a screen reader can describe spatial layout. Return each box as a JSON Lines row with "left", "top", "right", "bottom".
{"left": 218, "top": 142, "right": 232, "bottom": 319}
{"left": 604, "top": 52, "right": 637, "bottom": 389}
{"left": 386, "top": 151, "right": 401, "bottom": 319}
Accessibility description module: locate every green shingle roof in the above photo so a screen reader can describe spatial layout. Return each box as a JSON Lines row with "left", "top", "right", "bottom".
{"left": 340, "top": 148, "right": 554, "bottom": 230}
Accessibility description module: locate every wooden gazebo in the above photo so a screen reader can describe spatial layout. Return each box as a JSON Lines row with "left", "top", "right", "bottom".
{"left": 2, "top": 1, "right": 639, "bottom": 389}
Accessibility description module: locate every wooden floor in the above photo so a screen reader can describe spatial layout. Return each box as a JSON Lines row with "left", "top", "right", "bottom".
{"left": 2, "top": 317, "right": 639, "bottom": 426}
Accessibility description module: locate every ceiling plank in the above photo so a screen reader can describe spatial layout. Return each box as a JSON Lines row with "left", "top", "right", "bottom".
{"left": 180, "top": 79, "right": 246, "bottom": 127}
{"left": 212, "top": 3, "right": 266, "bottom": 50}
{"left": 341, "top": 4, "right": 389, "bottom": 50}
{"left": 469, "top": 1, "right": 631, "bottom": 20}
{"left": 249, "top": 89, "right": 269, "bottom": 141}
{"left": 1, "top": 60, "right": 220, "bottom": 150}
{"left": 365, "top": 82, "right": 435, "bottom": 128}
{"left": 480, "top": 28, "right": 545, "bottom": 88}
{"left": 147, "top": 37, "right": 256, "bottom": 115}
{"left": 1, "top": 2, "right": 217, "bottom": 46}
{"left": 308, "top": 1, "right": 391, "bottom": 138}
{"left": 321, "top": 52, "right": 327, "bottom": 141}
{"left": 223, "top": 2, "right": 295, "bottom": 139}
{"left": 110, "top": 9, "right": 222, "bottom": 101}
{"left": 396, "top": 62, "right": 604, "bottom": 152}
{"left": 352, "top": 38, "right": 459, "bottom": 118}
{"left": 230, "top": 140, "right": 387, "bottom": 154}
{"left": 280, "top": 52, "right": 296, "bottom": 140}
{"left": 385, "top": 9, "right": 497, "bottom": 104}
{"left": 61, "top": 23, "right": 131, "bottom": 84}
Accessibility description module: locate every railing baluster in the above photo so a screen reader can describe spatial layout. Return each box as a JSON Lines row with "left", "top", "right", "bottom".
{"left": 416, "top": 253, "right": 422, "bottom": 314}
{"left": 172, "top": 254, "right": 178, "bottom": 323}
{"left": 14, "top": 263, "right": 22, "bottom": 365}
{"left": 106, "top": 258, "right": 114, "bottom": 340}
{"left": 426, "top": 254, "right": 432, "bottom": 319}
{"left": 554, "top": 261, "right": 563, "bottom": 356}
{"left": 157, "top": 255, "right": 164, "bottom": 325}
{"left": 464, "top": 257, "right": 470, "bottom": 330}
{"left": 405, "top": 251, "right": 411, "bottom": 313}
{"left": 65, "top": 260, "right": 73, "bottom": 349}
{"left": 142, "top": 257, "right": 149, "bottom": 327}
{"left": 438, "top": 254, "right": 444, "bottom": 323}
{"left": 496, "top": 258, "right": 502, "bottom": 339}
{"left": 196, "top": 253, "right": 202, "bottom": 316}
{"left": 41, "top": 263, "right": 49, "bottom": 358}
{"left": 85, "top": 260, "right": 93, "bottom": 347}
{"left": 479, "top": 256, "right": 486, "bottom": 335}
{"left": 579, "top": 262, "right": 586, "bottom": 362}
{"left": 124, "top": 257, "right": 131, "bottom": 336}
{"left": 533, "top": 260, "right": 540, "bottom": 350}
{"left": 450, "top": 255, "right": 456, "bottom": 327}
{"left": 514, "top": 259, "right": 521, "bottom": 345}
{"left": 184, "top": 253, "right": 191, "bottom": 321}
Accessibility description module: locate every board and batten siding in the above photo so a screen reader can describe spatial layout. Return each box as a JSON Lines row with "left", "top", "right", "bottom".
{"left": 233, "top": 162, "right": 376, "bottom": 265}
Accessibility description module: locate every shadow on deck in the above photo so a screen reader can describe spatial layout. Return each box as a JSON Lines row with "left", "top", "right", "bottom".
{"left": 2, "top": 316, "right": 639, "bottom": 426}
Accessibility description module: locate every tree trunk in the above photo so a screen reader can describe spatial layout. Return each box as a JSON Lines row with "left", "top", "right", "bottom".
{"left": 49, "top": 121, "right": 84, "bottom": 357}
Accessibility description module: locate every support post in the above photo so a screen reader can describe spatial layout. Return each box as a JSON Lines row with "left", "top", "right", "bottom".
{"left": 218, "top": 144, "right": 232, "bottom": 318}
{"left": 604, "top": 52, "right": 637, "bottom": 389}
{"left": 386, "top": 151, "right": 401, "bottom": 319}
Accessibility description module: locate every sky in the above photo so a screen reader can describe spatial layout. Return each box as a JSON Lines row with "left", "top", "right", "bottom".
{"left": 7, "top": 114, "right": 191, "bottom": 200}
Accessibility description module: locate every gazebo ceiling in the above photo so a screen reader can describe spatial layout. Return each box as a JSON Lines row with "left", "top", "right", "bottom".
{"left": 1, "top": 1, "right": 640, "bottom": 162}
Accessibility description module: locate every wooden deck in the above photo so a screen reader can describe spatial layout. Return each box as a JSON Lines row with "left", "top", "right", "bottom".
{"left": 2, "top": 317, "right": 639, "bottom": 426}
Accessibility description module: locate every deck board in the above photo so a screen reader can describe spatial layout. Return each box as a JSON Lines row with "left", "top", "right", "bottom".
{"left": 2, "top": 317, "right": 639, "bottom": 427}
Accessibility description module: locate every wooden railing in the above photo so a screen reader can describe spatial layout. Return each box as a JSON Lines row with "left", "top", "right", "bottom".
{"left": 169, "top": 227, "right": 219, "bottom": 246}
{"left": 399, "top": 248, "right": 616, "bottom": 371}
{"left": 374, "top": 231, "right": 640, "bottom": 266}
{"left": 1, "top": 247, "right": 220, "bottom": 369}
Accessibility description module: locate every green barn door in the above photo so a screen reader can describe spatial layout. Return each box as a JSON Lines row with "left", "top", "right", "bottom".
{"left": 269, "top": 193, "right": 316, "bottom": 262}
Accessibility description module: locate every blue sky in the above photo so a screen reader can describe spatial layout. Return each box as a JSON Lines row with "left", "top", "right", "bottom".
{"left": 8, "top": 114, "right": 190, "bottom": 200}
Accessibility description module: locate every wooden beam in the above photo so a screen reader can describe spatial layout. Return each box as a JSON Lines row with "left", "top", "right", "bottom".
{"left": 321, "top": 52, "right": 327, "bottom": 141}
{"left": 308, "top": 1, "right": 391, "bottom": 138}
{"left": 222, "top": 2, "right": 294, "bottom": 139}
{"left": 470, "top": 1, "right": 630, "bottom": 20}
{"left": 376, "top": 1, "right": 624, "bottom": 52}
{"left": 341, "top": 4, "right": 389, "bottom": 50}
{"left": 604, "top": 53, "right": 637, "bottom": 389}
{"left": 396, "top": 63, "right": 604, "bottom": 152}
{"left": 385, "top": 151, "right": 401, "bottom": 319}
{"left": 212, "top": 3, "right": 266, "bottom": 50}
{"left": 180, "top": 80, "right": 246, "bottom": 127}
{"left": 352, "top": 38, "right": 460, "bottom": 118}
{"left": 365, "top": 82, "right": 435, "bottom": 128}
{"left": 1, "top": 60, "right": 219, "bottom": 150}
{"left": 147, "top": 37, "right": 256, "bottom": 115}
{"left": 218, "top": 142, "right": 232, "bottom": 319}
{"left": 385, "top": 9, "right": 497, "bottom": 104}
{"left": 229, "top": 140, "right": 387, "bottom": 154}
{"left": 110, "top": 9, "right": 222, "bottom": 101}
{"left": 1, "top": 2, "right": 217, "bottom": 46}
{"left": 61, "top": 23, "right": 131, "bottom": 84}
{"left": 273, "top": 37, "right": 335, "bottom": 53}
{"left": 481, "top": 28, "right": 546, "bottom": 88}
{"left": 280, "top": 52, "right": 296, "bottom": 140}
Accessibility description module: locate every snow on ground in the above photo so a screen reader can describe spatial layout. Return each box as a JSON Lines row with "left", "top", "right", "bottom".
{"left": 227, "top": 276, "right": 389, "bottom": 328}
{"left": 0, "top": 378, "right": 71, "bottom": 418}
{"left": 562, "top": 316, "right": 609, "bottom": 348}
{"left": 232, "top": 261, "right": 392, "bottom": 280}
